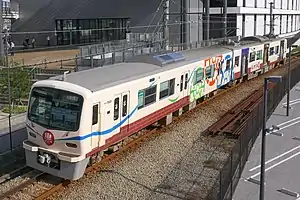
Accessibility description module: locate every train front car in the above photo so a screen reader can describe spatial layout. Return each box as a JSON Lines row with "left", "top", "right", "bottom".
{"left": 23, "top": 80, "right": 91, "bottom": 180}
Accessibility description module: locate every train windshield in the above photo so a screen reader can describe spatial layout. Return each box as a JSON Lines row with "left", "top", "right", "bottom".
{"left": 28, "top": 87, "right": 84, "bottom": 131}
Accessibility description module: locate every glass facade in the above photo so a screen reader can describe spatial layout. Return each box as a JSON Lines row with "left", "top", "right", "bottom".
{"left": 55, "top": 18, "right": 129, "bottom": 45}
{"left": 210, "top": 0, "right": 237, "bottom": 7}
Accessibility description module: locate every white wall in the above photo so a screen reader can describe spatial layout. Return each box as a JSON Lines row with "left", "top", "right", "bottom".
{"left": 282, "top": 0, "right": 287, "bottom": 10}
{"left": 287, "top": 15, "right": 291, "bottom": 32}
{"left": 289, "top": 0, "right": 293, "bottom": 10}
{"left": 256, "top": 15, "right": 264, "bottom": 35}
{"left": 275, "top": 0, "right": 281, "bottom": 9}
{"left": 256, "top": 0, "right": 265, "bottom": 8}
{"left": 245, "top": 15, "right": 254, "bottom": 36}
{"left": 282, "top": 15, "right": 287, "bottom": 34}
{"left": 246, "top": 0, "right": 255, "bottom": 7}
{"left": 274, "top": 15, "right": 280, "bottom": 35}
{"left": 237, "top": 0, "right": 243, "bottom": 7}
{"left": 265, "top": 15, "right": 270, "bottom": 35}
{"left": 236, "top": 15, "right": 243, "bottom": 36}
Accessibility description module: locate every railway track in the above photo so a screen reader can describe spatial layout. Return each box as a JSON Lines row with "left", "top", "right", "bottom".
{"left": 205, "top": 55, "right": 300, "bottom": 138}
{"left": 1, "top": 54, "right": 300, "bottom": 200}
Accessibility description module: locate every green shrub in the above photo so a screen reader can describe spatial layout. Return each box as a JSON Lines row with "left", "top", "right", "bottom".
{"left": 1, "top": 105, "right": 28, "bottom": 114}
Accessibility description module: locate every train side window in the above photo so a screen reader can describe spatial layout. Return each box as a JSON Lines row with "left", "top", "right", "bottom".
{"left": 275, "top": 46, "right": 279, "bottom": 54}
{"left": 113, "top": 98, "right": 119, "bottom": 120}
{"left": 170, "top": 78, "right": 175, "bottom": 95}
{"left": 122, "top": 95, "right": 127, "bottom": 117}
{"left": 180, "top": 75, "right": 184, "bottom": 91}
{"left": 184, "top": 73, "right": 188, "bottom": 89}
{"left": 92, "top": 104, "right": 98, "bottom": 125}
{"left": 138, "top": 90, "right": 144, "bottom": 109}
{"left": 250, "top": 52, "right": 255, "bottom": 62}
{"left": 205, "top": 66, "right": 213, "bottom": 78}
{"left": 256, "top": 50, "right": 262, "bottom": 60}
{"left": 270, "top": 47, "right": 275, "bottom": 55}
{"left": 138, "top": 85, "right": 157, "bottom": 109}
{"left": 226, "top": 60, "right": 230, "bottom": 70}
{"left": 194, "top": 68, "right": 203, "bottom": 85}
{"left": 160, "top": 78, "right": 175, "bottom": 100}
{"left": 234, "top": 56, "right": 239, "bottom": 66}
{"left": 144, "top": 85, "right": 157, "bottom": 106}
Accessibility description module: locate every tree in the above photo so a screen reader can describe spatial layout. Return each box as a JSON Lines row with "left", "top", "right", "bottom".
{"left": 0, "top": 59, "right": 31, "bottom": 107}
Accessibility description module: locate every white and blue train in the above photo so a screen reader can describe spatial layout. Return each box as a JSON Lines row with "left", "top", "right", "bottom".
{"left": 23, "top": 36, "right": 288, "bottom": 180}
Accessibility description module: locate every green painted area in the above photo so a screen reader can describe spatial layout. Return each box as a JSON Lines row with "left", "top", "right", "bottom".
{"left": 168, "top": 96, "right": 179, "bottom": 103}
{"left": 189, "top": 66, "right": 205, "bottom": 102}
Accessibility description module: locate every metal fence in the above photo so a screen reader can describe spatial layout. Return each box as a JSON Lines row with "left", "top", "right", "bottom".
{"left": 205, "top": 65, "right": 300, "bottom": 200}
{"left": 0, "top": 114, "right": 26, "bottom": 155}
{"left": 77, "top": 35, "right": 240, "bottom": 70}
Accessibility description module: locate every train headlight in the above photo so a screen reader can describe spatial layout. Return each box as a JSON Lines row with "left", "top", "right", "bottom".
{"left": 43, "top": 131, "right": 55, "bottom": 146}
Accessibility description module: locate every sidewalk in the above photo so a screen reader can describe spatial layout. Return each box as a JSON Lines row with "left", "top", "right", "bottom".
{"left": 0, "top": 112, "right": 26, "bottom": 135}
{"left": 0, "top": 112, "right": 27, "bottom": 154}
{"left": 233, "top": 82, "right": 300, "bottom": 200}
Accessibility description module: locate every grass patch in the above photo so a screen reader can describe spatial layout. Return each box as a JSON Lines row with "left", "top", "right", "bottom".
{"left": 1, "top": 105, "right": 27, "bottom": 114}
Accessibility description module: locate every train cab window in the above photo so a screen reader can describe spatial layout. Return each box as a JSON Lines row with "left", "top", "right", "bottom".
{"left": 250, "top": 52, "right": 256, "bottom": 62}
{"left": 92, "top": 104, "right": 98, "bottom": 125}
{"left": 194, "top": 68, "right": 204, "bottom": 85}
{"left": 180, "top": 75, "right": 184, "bottom": 91}
{"left": 122, "top": 95, "right": 128, "bottom": 117}
{"left": 256, "top": 50, "right": 262, "bottom": 60}
{"left": 113, "top": 98, "right": 119, "bottom": 120}
{"left": 226, "top": 60, "right": 230, "bottom": 70}
{"left": 234, "top": 56, "right": 239, "bottom": 67}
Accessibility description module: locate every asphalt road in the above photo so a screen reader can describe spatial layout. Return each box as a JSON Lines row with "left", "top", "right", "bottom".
{"left": 233, "top": 82, "right": 300, "bottom": 200}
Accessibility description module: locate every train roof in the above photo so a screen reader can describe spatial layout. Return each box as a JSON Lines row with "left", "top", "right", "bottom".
{"left": 51, "top": 46, "right": 231, "bottom": 92}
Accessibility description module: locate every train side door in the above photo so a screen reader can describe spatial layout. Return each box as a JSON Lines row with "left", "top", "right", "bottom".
{"left": 241, "top": 48, "right": 249, "bottom": 76}
{"left": 180, "top": 71, "right": 189, "bottom": 97}
{"left": 120, "top": 92, "right": 130, "bottom": 134}
{"left": 91, "top": 103, "right": 100, "bottom": 148}
{"left": 111, "top": 92, "right": 130, "bottom": 136}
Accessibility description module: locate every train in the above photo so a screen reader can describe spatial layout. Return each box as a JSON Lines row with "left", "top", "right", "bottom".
{"left": 23, "top": 35, "right": 288, "bottom": 180}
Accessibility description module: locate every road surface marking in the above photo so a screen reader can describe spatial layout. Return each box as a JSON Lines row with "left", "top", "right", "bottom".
{"left": 283, "top": 98, "right": 300, "bottom": 105}
{"left": 267, "top": 120, "right": 300, "bottom": 136}
{"left": 249, "top": 144, "right": 300, "bottom": 172}
{"left": 249, "top": 151, "right": 300, "bottom": 179}
{"left": 276, "top": 116, "right": 300, "bottom": 127}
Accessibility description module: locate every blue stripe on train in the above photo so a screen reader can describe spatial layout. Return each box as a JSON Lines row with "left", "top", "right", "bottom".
{"left": 56, "top": 105, "right": 139, "bottom": 141}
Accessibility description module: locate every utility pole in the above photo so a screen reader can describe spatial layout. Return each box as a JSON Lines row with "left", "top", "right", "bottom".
{"left": 163, "top": 0, "right": 169, "bottom": 51}
{"left": 4, "top": 30, "right": 12, "bottom": 151}
{"left": 0, "top": 0, "right": 4, "bottom": 58}
{"left": 269, "top": 2, "right": 275, "bottom": 38}
{"left": 223, "top": 0, "right": 227, "bottom": 39}
{"left": 204, "top": 0, "right": 210, "bottom": 41}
